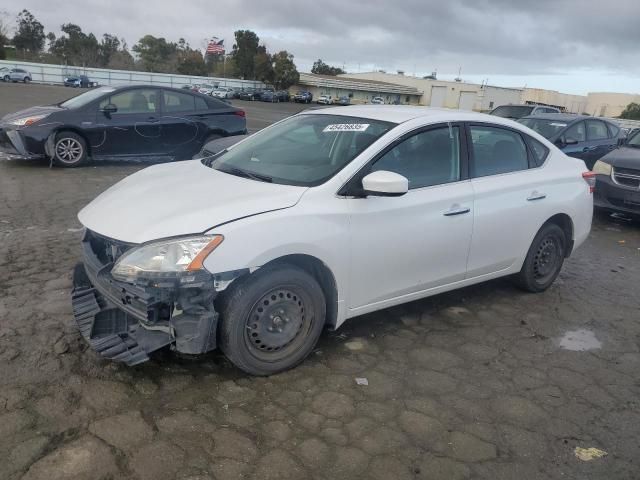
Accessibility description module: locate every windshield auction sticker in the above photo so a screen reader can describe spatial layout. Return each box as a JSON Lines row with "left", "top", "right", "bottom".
{"left": 323, "top": 124, "right": 370, "bottom": 132}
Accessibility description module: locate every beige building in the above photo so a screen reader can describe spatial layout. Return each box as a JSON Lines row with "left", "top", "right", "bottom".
{"left": 291, "top": 73, "right": 422, "bottom": 105}
{"left": 521, "top": 88, "right": 587, "bottom": 114}
{"left": 342, "top": 71, "right": 638, "bottom": 117}
{"left": 585, "top": 92, "right": 640, "bottom": 118}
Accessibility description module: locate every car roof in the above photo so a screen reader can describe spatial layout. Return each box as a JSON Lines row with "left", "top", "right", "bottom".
{"left": 521, "top": 113, "right": 588, "bottom": 122}
{"left": 304, "top": 105, "right": 524, "bottom": 125}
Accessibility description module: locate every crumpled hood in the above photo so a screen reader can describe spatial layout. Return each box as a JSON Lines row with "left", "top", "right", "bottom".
{"left": 600, "top": 146, "right": 640, "bottom": 169}
{"left": 1, "top": 105, "right": 64, "bottom": 124}
{"left": 78, "top": 160, "right": 307, "bottom": 243}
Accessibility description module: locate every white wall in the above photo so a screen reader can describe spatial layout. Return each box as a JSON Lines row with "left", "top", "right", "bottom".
{"left": 479, "top": 86, "right": 522, "bottom": 111}
{"left": 0, "top": 59, "right": 264, "bottom": 90}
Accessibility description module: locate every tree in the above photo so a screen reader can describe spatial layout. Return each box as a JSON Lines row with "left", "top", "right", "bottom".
{"left": 12, "top": 9, "right": 45, "bottom": 54}
{"left": 177, "top": 50, "right": 206, "bottom": 76}
{"left": 107, "top": 48, "right": 135, "bottom": 70}
{"left": 620, "top": 102, "right": 640, "bottom": 120}
{"left": 254, "top": 45, "right": 274, "bottom": 84}
{"left": 272, "top": 50, "right": 299, "bottom": 90}
{"left": 98, "top": 33, "right": 120, "bottom": 67}
{"left": 133, "top": 35, "right": 177, "bottom": 72}
{"left": 311, "top": 58, "right": 345, "bottom": 76}
{"left": 231, "top": 30, "right": 259, "bottom": 79}
{"left": 0, "top": 10, "right": 10, "bottom": 60}
{"left": 50, "top": 24, "right": 99, "bottom": 66}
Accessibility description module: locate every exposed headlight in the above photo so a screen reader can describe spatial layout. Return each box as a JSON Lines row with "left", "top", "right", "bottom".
{"left": 592, "top": 160, "right": 612, "bottom": 176}
{"left": 111, "top": 235, "right": 223, "bottom": 282}
{"left": 7, "top": 114, "right": 50, "bottom": 127}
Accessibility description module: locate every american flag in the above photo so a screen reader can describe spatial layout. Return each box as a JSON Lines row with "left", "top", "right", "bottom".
{"left": 206, "top": 38, "right": 225, "bottom": 56}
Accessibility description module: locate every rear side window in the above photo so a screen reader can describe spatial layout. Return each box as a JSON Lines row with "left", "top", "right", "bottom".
{"left": 527, "top": 137, "right": 549, "bottom": 166}
{"left": 164, "top": 91, "right": 195, "bottom": 113}
{"left": 470, "top": 126, "right": 529, "bottom": 177}
{"left": 564, "top": 122, "right": 586, "bottom": 142}
{"left": 195, "top": 96, "right": 209, "bottom": 111}
{"left": 607, "top": 123, "right": 620, "bottom": 138}
{"left": 586, "top": 120, "right": 609, "bottom": 140}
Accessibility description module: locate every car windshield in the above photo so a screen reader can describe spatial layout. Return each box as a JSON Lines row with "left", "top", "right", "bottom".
{"left": 205, "top": 114, "right": 395, "bottom": 186}
{"left": 491, "top": 105, "right": 534, "bottom": 119}
{"left": 518, "top": 118, "right": 569, "bottom": 139}
{"left": 59, "top": 87, "right": 116, "bottom": 109}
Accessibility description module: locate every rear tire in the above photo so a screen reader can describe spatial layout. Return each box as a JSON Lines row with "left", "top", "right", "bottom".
{"left": 513, "top": 223, "right": 566, "bottom": 293}
{"left": 52, "top": 131, "right": 88, "bottom": 167}
{"left": 23, "top": 77, "right": 30, "bottom": 83}
{"left": 218, "top": 264, "right": 326, "bottom": 376}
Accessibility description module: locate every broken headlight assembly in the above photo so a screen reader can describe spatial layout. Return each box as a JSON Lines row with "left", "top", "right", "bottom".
{"left": 111, "top": 235, "right": 223, "bottom": 283}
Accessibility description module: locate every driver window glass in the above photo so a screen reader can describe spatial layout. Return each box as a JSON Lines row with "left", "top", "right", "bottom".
{"left": 371, "top": 126, "right": 461, "bottom": 189}
{"left": 564, "top": 122, "right": 586, "bottom": 142}
{"left": 99, "top": 89, "right": 159, "bottom": 114}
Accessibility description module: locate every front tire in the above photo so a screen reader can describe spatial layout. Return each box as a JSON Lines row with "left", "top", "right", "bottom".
{"left": 218, "top": 264, "right": 326, "bottom": 376}
{"left": 513, "top": 223, "right": 566, "bottom": 293}
{"left": 53, "top": 131, "right": 88, "bottom": 167}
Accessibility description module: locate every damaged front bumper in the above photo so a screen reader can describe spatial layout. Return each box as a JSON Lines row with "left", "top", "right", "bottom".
{"left": 0, "top": 125, "right": 47, "bottom": 159}
{"left": 71, "top": 230, "right": 219, "bottom": 365}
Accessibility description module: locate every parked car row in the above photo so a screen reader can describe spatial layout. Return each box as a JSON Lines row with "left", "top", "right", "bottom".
{"left": 1, "top": 67, "right": 32, "bottom": 83}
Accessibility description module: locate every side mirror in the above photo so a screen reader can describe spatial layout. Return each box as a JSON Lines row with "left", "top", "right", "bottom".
{"left": 564, "top": 137, "right": 578, "bottom": 146}
{"left": 101, "top": 104, "right": 118, "bottom": 114}
{"left": 361, "top": 170, "right": 408, "bottom": 197}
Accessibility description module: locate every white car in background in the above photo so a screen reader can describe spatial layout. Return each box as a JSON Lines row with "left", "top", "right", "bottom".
{"left": 3, "top": 68, "right": 32, "bottom": 83}
{"left": 316, "top": 95, "right": 332, "bottom": 105}
{"left": 198, "top": 83, "right": 217, "bottom": 95}
{"left": 213, "top": 87, "right": 234, "bottom": 99}
{"left": 371, "top": 96, "right": 385, "bottom": 104}
{"left": 73, "top": 106, "right": 594, "bottom": 375}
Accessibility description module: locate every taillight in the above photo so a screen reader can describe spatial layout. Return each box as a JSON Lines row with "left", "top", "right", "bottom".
{"left": 234, "top": 110, "right": 246, "bottom": 118}
{"left": 582, "top": 171, "right": 596, "bottom": 193}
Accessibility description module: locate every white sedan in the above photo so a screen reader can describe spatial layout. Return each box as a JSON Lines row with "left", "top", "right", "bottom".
{"left": 73, "top": 106, "right": 593, "bottom": 374}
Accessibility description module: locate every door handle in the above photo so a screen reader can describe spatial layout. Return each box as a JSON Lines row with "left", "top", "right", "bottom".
{"left": 443, "top": 206, "right": 471, "bottom": 216}
{"left": 147, "top": 117, "right": 159, "bottom": 123}
{"left": 527, "top": 192, "right": 546, "bottom": 201}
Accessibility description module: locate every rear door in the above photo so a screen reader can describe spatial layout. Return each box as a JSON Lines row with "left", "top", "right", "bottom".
{"left": 158, "top": 89, "right": 202, "bottom": 157}
{"left": 584, "top": 119, "right": 615, "bottom": 169}
{"left": 466, "top": 123, "right": 550, "bottom": 278}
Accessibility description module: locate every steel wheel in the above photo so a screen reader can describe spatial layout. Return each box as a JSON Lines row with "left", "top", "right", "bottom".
{"left": 55, "top": 138, "right": 83, "bottom": 164}
{"left": 532, "top": 235, "right": 561, "bottom": 283}
{"left": 244, "top": 287, "right": 311, "bottom": 360}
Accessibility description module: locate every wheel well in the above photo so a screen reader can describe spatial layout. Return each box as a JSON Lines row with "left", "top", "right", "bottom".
{"left": 543, "top": 213, "right": 574, "bottom": 257}
{"left": 52, "top": 128, "right": 91, "bottom": 157}
{"left": 262, "top": 254, "right": 339, "bottom": 328}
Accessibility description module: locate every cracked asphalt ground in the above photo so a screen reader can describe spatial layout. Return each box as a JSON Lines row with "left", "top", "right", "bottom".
{"left": 1, "top": 83, "right": 640, "bottom": 480}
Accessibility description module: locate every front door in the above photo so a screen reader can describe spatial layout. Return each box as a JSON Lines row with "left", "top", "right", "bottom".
{"left": 348, "top": 124, "right": 473, "bottom": 311}
{"left": 93, "top": 88, "right": 162, "bottom": 158}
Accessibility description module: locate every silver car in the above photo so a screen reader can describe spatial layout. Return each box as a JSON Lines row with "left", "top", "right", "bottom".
{"left": 3, "top": 68, "right": 32, "bottom": 83}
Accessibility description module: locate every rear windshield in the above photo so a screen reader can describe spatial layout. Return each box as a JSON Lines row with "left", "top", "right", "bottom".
{"left": 490, "top": 105, "right": 534, "bottom": 119}
{"left": 518, "top": 118, "right": 569, "bottom": 139}
{"left": 205, "top": 114, "right": 395, "bottom": 186}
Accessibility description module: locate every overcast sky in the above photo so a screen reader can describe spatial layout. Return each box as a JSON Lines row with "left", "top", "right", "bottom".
{"left": 7, "top": 0, "right": 640, "bottom": 95}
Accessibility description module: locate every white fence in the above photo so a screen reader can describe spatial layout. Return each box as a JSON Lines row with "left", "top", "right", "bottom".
{"left": 0, "top": 59, "right": 264, "bottom": 90}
